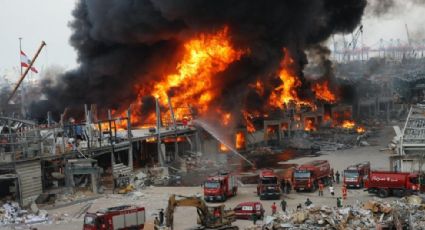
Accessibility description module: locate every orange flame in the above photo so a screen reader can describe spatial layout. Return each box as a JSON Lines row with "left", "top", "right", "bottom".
{"left": 269, "top": 49, "right": 312, "bottom": 109}
{"left": 242, "top": 111, "right": 256, "bottom": 133}
{"left": 356, "top": 126, "right": 365, "bottom": 133}
{"left": 312, "top": 80, "right": 337, "bottom": 103}
{"left": 151, "top": 26, "right": 244, "bottom": 121}
{"left": 219, "top": 143, "right": 229, "bottom": 152}
{"left": 235, "top": 131, "right": 246, "bottom": 150}
{"left": 304, "top": 118, "right": 316, "bottom": 131}
{"left": 341, "top": 120, "right": 355, "bottom": 129}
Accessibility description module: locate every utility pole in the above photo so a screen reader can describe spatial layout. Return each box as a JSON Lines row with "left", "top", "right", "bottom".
{"left": 156, "top": 98, "right": 164, "bottom": 166}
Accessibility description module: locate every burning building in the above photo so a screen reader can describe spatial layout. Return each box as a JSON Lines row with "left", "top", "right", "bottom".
{"left": 36, "top": 0, "right": 367, "bottom": 144}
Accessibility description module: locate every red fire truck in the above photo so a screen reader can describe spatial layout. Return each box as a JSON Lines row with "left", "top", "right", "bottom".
{"left": 365, "top": 171, "right": 420, "bottom": 198}
{"left": 83, "top": 205, "right": 145, "bottom": 230}
{"left": 203, "top": 172, "right": 238, "bottom": 202}
{"left": 257, "top": 169, "right": 280, "bottom": 200}
{"left": 343, "top": 161, "right": 370, "bottom": 188}
{"left": 293, "top": 160, "right": 331, "bottom": 192}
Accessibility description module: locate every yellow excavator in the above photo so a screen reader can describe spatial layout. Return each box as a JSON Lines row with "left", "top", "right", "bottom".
{"left": 165, "top": 194, "right": 239, "bottom": 230}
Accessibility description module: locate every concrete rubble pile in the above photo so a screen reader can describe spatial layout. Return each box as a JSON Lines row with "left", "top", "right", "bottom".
{"left": 0, "top": 201, "right": 49, "bottom": 225}
{"left": 260, "top": 196, "right": 425, "bottom": 230}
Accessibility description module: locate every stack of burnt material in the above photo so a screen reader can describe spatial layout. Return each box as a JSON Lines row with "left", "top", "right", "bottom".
{"left": 260, "top": 196, "right": 425, "bottom": 230}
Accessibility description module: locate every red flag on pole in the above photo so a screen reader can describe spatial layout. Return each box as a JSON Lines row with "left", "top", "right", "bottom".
{"left": 20, "top": 50, "right": 38, "bottom": 73}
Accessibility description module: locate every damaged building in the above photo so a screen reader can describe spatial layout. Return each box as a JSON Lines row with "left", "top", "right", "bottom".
{"left": 0, "top": 105, "right": 197, "bottom": 206}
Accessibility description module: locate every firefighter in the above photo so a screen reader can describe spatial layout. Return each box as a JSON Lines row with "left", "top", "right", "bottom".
{"left": 271, "top": 202, "right": 277, "bottom": 215}
{"left": 280, "top": 198, "right": 287, "bottom": 212}
{"left": 336, "top": 197, "right": 342, "bottom": 208}
{"left": 318, "top": 181, "right": 324, "bottom": 196}
{"left": 285, "top": 180, "right": 292, "bottom": 194}
{"left": 335, "top": 171, "right": 340, "bottom": 184}
{"left": 251, "top": 212, "right": 258, "bottom": 225}
{"left": 342, "top": 184, "right": 347, "bottom": 200}
{"left": 159, "top": 209, "right": 164, "bottom": 226}
{"left": 412, "top": 183, "right": 418, "bottom": 194}
{"left": 214, "top": 207, "right": 221, "bottom": 217}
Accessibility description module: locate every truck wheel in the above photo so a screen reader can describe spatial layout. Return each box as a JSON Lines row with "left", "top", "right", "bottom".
{"left": 394, "top": 189, "right": 405, "bottom": 197}
{"left": 378, "top": 189, "right": 389, "bottom": 198}
{"left": 222, "top": 194, "right": 227, "bottom": 202}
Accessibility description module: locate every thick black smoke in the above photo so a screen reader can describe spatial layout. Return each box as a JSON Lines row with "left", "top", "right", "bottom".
{"left": 36, "top": 0, "right": 366, "bottom": 121}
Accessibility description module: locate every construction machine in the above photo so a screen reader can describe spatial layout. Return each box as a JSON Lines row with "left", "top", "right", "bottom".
{"left": 165, "top": 194, "right": 238, "bottom": 230}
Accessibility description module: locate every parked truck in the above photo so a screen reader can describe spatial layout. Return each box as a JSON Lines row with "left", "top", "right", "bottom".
{"left": 204, "top": 171, "right": 238, "bottom": 202}
{"left": 293, "top": 160, "right": 331, "bottom": 192}
{"left": 365, "top": 171, "right": 420, "bottom": 198}
{"left": 257, "top": 169, "right": 280, "bottom": 200}
{"left": 343, "top": 161, "right": 370, "bottom": 188}
{"left": 83, "top": 205, "right": 145, "bottom": 230}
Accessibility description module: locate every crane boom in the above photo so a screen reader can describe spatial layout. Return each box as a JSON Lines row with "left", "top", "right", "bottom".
{"left": 8, "top": 41, "right": 46, "bottom": 103}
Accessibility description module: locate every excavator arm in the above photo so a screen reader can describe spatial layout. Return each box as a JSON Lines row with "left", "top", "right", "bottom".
{"left": 165, "top": 194, "right": 237, "bottom": 230}
{"left": 165, "top": 194, "right": 209, "bottom": 228}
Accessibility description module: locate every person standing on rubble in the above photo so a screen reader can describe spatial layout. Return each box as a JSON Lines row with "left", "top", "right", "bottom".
{"left": 342, "top": 184, "right": 347, "bottom": 200}
{"left": 336, "top": 197, "right": 342, "bottom": 208}
{"left": 318, "top": 181, "right": 324, "bottom": 196}
{"left": 335, "top": 171, "right": 340, "bottom": 184}
{"left": 271, "top": 202, "right": 277, "bottom": 215}
{"left": 280, "top": 198, "right": 287, "bottom": 212}
{"left": 159, "top": 209, "right": 164, "bottom": 226}
{"left": 304, "top": 198, "right": 312, "bottom": 207}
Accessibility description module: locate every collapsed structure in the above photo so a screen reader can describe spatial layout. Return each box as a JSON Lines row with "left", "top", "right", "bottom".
{"left": 0, "top": 105, "right": 198, "bottom": 206}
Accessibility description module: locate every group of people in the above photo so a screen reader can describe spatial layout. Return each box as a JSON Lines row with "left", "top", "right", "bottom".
{"left": 263, "top": 171, "right": 347, "bottom": 223}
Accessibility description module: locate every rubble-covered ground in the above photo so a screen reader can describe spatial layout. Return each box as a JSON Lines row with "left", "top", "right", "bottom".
{"left": 2, "top": 125, "right": 410, "bottom": 230}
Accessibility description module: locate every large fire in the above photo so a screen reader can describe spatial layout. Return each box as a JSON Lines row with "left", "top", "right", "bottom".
{"left": 152, "top": 26, "right": 243, "bottom": 118}
{"left": 118, "top": 26, "right": 344, "bottom": 135}
{"left": 127, "top": 26, "right": 244, "bottom": 127}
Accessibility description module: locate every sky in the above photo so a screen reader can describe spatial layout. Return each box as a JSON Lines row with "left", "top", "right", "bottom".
{"left": 0, "top": 0, "right": 78, "bottom": 79}
{"left": 1, "top": 0, "right": 425, "bottom": 81}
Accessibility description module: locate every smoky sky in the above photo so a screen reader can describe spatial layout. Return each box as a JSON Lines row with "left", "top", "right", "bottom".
{"left": 36, "top": 0, "right": 366, "bottom": 121}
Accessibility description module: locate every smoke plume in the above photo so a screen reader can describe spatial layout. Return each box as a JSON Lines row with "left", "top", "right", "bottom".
{"left": 37, "top": 0, "right": 366, "bottom": 123}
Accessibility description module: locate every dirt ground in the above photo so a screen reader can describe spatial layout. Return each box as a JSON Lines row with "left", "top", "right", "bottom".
{"left": 13, "top": 126, "right": 396, "bottom": 230}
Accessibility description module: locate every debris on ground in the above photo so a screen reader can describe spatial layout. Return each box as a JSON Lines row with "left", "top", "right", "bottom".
{"left": 0, "top": 201, "right": 49, "bottom": 225}
{"left": 259, "top": 196, "right": 425, "bottom": 230}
